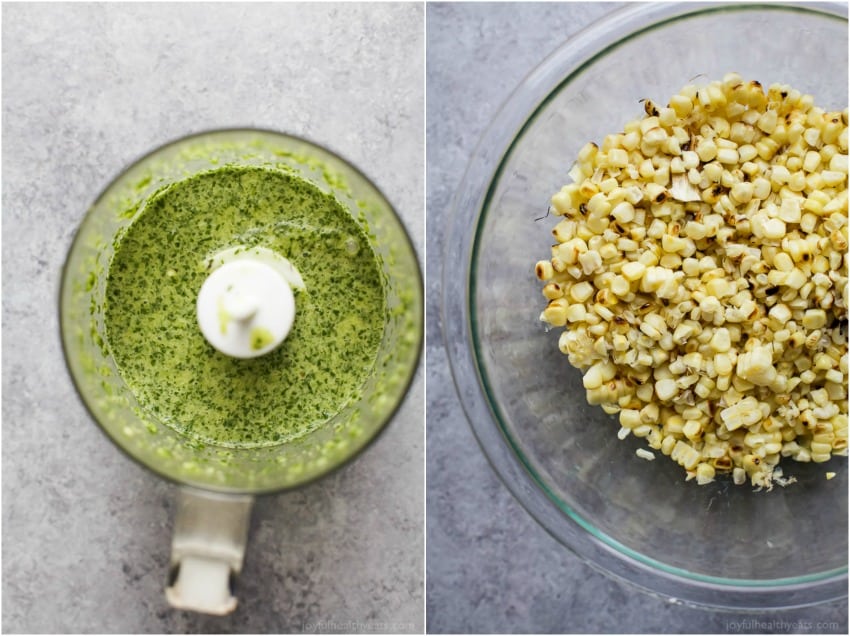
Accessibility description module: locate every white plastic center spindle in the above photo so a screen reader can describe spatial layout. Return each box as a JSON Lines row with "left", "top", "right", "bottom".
{"left": 221, "top": 289, "right": 260, "bottom": 322}
{"left": 196, "top": 258, "right": 295, "bottom": 359}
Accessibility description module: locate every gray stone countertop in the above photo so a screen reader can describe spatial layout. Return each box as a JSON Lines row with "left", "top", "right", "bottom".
{"left": 425, "top": 2, "right": 847, "bottom": 634}
{"left": 2, "top": 3, "right": 423, "bottom": 633}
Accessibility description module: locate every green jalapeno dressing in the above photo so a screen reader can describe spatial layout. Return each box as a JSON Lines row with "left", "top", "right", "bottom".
{"left": 104, "top": 166, "right": 386, "bottom": 448}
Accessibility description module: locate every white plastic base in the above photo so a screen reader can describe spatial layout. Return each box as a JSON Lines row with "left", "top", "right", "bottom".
{"left": 196, "top": 257, "right": 296, "bottom": 359}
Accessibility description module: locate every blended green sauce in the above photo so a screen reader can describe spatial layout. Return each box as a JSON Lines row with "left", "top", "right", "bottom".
{"left": 104, "top": 166, "right": 386, "bottom": 448}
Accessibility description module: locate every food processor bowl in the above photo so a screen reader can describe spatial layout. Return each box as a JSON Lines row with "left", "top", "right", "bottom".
{"left": 60, "top": 129, "right": 423, "bottom": 612}
{"left": 62, "top": 128, "right": 422, "bottom": 494}
{"left": 443, "top": 2, "right": 847, "bottom": 610}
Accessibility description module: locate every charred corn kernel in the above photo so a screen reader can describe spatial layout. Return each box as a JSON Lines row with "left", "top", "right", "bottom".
{"left": 706, "top": 278, "right": 735, "bottom": 298}
{"left": 695, "top": 462, "right": 715, "bottom": 484}
{"left": 778, "top": 199, "right": 802, "bottom": 225}
{"left": 709, "top": 328, "right": 731, "bottom": 353}
{"left": 552, "top": 220, "right": 577, "bottom": 243}
{"left": 803, "top": 309, "right": 827, "bottom": 329}
{"left": 784, "top": 268, "right": 807, "bottom": 290}
{"left": 773, "top": 252, "right": 794, "bottom": 272}
{"left": 825, "top": 369, "right": 844, "bottom": 384}
{"left": 657, "top": 106, "right": 677, "bottom": 127}
{"left": 607, "top": 148, "right": 629, "bottom": 168}
{"left": 714, "top": 352, "right": 733, "bottom": 376}
{"left": 610, "top": 275, "right": 630, "bottom": 298}
{"left": 640, "top": 322, "right": 661, "bottom": 340}
{"left": 803, "top": 192, "right": 829, "bottom": 216}
{"left": 570, "top": 281, "right": 594, "bottom": 303}
{"left": 550, "top": 256, "right": 567, "bottom": 273}
{"left": 738, "top": 144, "right": 758, "bottom": 162}
{"left": 620, "top": 261, "right": 646, "bottom": 282}
{"left": 577, "top": 142, "right": 598, "bottom": 163}
{"left": 803, "top": 125, "right": 822, "bottom": 146}
{"left": 756, "top": 137, "right": 780, "bottom": 161}
{"left": 542, "top": 283, "right": 564, "bottom": 300}
{"left": 632, "top": 424, "right": 652, "bottom": 438}
{"left": 768, "top": 303, "right": 792, "bottom": 324}
{"left": 752, "top": 177, "right": 772, "bottom": 200}
{"left": 742, "top": 453, "right": 764, "bottom": 474}
{"left": 830, "top": 229, "right": 848, "bottom": 250}
{"left": 535, "top": 260, "right": 555, "bottom": 280}
{"left": 617, "top": 238, "right": 639, "bottom": 252}
{"left": 659, "top": 233, "right": 681, "bottom": 254}
{"left": 643, "top": 127, "right": 668, "bottom": 148}
{"left": 654, "top": 378, "right": 678, "bottom": 401}
{"left": 823, "top": 191, "right": 848, "bottom": 215}
{"left": 595, "top": 289, "right": 618, "bottom": 309}
{"left": 644, "top": 313, "right": 668, "bottom": 335}
{"left": 772, "top": 164, "right": 792, "bottom": 186}
{"left": 787, "top": 171, "right": 807, "bottom": 191}
{"left": 717, "top": 147, "right": 739, "bottom": 165}
{"left": 761, "top": 218, "right": 786, "bottom": 240}
{"left": 730, "top": 181, "right": 754, "bottom": 204}
{"left": 551, "top": 191, "right": 573, "bottom": 215}
{"left": 695, "top": 138, "right": 718, "bottom": 163}
{"left": 565, "top": 303, "right": 587, "bottom": 323}
{"left": 814, "top": 351, "right": 837, "bottom": 372}
{"left": 542, "top": 299, "right": 568, "bottom": 326}
{"left": 672, "top": 440, "right": 701, "bottom": 470}
{"left": 619, "top": 408, "right": 642, "bottom": 429}
{"left": 586, "top": 192, "right": 611, "bottom": 217}
{"left": 683, "top": 419, "right": 702, "bottom": 440}
{"left": 803, "top": 150, "right": 822, "bottom": 172}
{"left": 757, "top": 109, "right": 778, "bottom": 134}
{"left": 670, "top": 94, "right": 693, "bottom": 117}
{"left": 660, "top": 436, "right": 677, "bottom": 456}
{"left": 585, "top": 215, "right": 609, "bottom": 234}
{"left": 636, "top": 448, "right": 656, "bottom": 461}
{"left": 821, "top": 170, "right": 845, "bottom": 187}
{"left": 578, "top": 250, "right": 603, "bottom": 275}
{"left": 579, "top": 179, "right": 598, "bottom": 199}
{"left": 622, "top": 131, "right": 640, "bottom": 151}
{"left": 598, "top": 243, "right": 620, "bottom": 261}
{"left": 582, "top": 360, "right": 616, "bottom": 390}
{"left": 593, "top": 304, "right": 615, "bottom": 321}
{"left": 611, "top": 201, "right": 635, "bottom": 224}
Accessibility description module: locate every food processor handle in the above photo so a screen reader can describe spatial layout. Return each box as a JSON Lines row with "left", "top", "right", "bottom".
{"left": 165, "top": 487, "right": 255, "bottom": 615}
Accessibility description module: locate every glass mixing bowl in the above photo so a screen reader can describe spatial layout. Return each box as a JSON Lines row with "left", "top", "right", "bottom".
{"left": 443, "top": 2, "right": 848, "bottom": 610}
{"left": 61, "top": 129, "right": 423, "bottom": 494}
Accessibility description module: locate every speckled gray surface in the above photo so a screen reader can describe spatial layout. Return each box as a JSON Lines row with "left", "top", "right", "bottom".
{"left": 2, "top": 3, "right": 423, "bottom": 633}
{"left": 425, "top": 2, "right": 847, "bottom": 634}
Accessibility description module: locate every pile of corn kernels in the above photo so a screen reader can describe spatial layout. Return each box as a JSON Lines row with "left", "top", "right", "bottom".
{"left": 536, "top": 73, "right": 848, "bottom": 488}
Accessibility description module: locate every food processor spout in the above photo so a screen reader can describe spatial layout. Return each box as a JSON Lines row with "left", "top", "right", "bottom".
{"left": 165, "top": 487, "right": 254, "bottom": 615}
